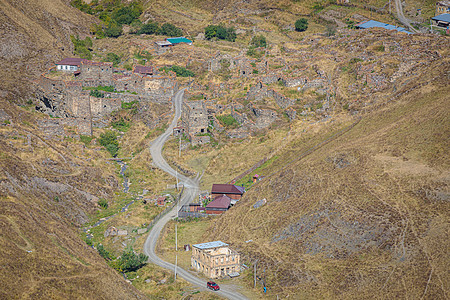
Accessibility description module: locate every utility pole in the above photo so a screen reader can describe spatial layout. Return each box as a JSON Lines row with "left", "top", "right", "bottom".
{"left": 254, "top": 260, "right": 258, "bottom": 288}
{"left": 179, "top": 134, "right": 181, "bottom": 157}
{"left": 175, "top": 223, "right": 178, "bottom": 251}
{"left": 175, "top": 254, "right": 177, "bottom": 281}
{"left": 176, "top": 170, "right": 179, "bottom": 191}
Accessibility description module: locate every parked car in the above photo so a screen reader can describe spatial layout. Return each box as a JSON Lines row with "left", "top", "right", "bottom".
{"left": 207, "top": 281, "right": 220, "bottom": 291}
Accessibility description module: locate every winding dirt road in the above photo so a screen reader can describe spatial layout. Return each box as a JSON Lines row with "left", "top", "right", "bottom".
{"left": 394, "top": 0, "right": 419, "bottom": 33}
{"left": 143, "top": 89, "right": 248, "bottom": 300}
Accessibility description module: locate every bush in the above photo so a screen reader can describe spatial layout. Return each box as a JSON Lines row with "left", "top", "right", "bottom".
{"left": 216, "top": 114, "right": 239, "bottom": 129}
{"left": 80, "top": 135, "right": 93, "bottom": 146}
{"left": 159, "top": 23, "right": 183, "bottom": 36}
{"left": 115, "top": 247, "right": 148, "bottom": 272}
{"left": 97, "top": 244, "right": 112, "bottom": 260}
{"left": 251, "top": 35, "right": 267, "bottom": 48}
{"left": 105, "top": 22, "right": 123, "bottom": 38}
{"left": 204, "top": 24, "right": 236, "bottom": 42}
{"left": 295, "top": 18, "right": 308, "bottom": 32}
{"left": 105, "top": 53, "right": 121, "bottom": 66}
{"left": 71, "top": 35, "right": 92, "bottom": 59}
{"left": 98, "top": 131, "right": 119, "bottom": 157}
{"left": 111, "top": 118, "right": 130, "bottom": 132}
{"left": 160, "top": 65, "right": 195, "bottom": 77}
{"left": 138, "top": 22, "right": 159, "bottom": 35}
{"left": 98, "top": 198, "right": 108, "bottom": 209}
{"left": 90, "top": 89, "right": 104, "bottom": 98}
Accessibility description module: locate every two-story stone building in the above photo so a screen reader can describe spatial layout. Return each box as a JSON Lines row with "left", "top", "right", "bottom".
{"left": 191, "top": 241, "right": 240, "bottom": 278}
{"left": 181, "top": 100, "right": 210, "bottom": 145}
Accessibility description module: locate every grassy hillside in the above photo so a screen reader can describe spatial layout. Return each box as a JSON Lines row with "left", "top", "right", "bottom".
{"left": 0, "top": 0, "right": 95, "bottom": 102}
{"left": 201, "top": 58, "right": 449, "bottom": 298}
{"left": 0, "top": 99, "right": 150, "bottom": 298}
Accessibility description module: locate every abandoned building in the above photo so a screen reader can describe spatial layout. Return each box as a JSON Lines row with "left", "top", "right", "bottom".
{"left": 191, "top": 241, "right": 240, "bottom": 279}
{"left": 181, "top": 100, "right": 210, "bottom": 145}
{"left": 436, "top": 1, "right": 450, "bottom": 15}
{"left": 211, "top": 184, "right": 245, "bottom": 201}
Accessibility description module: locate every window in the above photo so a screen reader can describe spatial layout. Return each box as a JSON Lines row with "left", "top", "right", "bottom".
{"left": 221, "top": 257, "right": 224, "bottom": 263}
{"left": 215, "top": 258, "right": 218, "bottom": 264}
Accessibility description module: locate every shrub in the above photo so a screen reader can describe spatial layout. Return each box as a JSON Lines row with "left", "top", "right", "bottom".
{"left": 98, "top": 131, "right": 119, "bottom": 157}
{"left": 115, "top": 247, "right": 148, "bottom": 272}
{"left": 71, "top": 35, "right": 92, "bottom": 59}
{"left": 105, "top": 22, "right": 123, "bottom": 38}
{"left": 97, "top": 244, "right": 112, "bottom": 260}
{"left": 295, "top": 18, "right": 308, "bottom": 32}
{"left": 138, "top": 22, "right": 159, "bottom": 35}
{"left": 204, "top": 24, "right": 236, "bottom": 42}
{"left": 80, "top": 135, "right": 93, "bottom": 146}
{"left": 90, "top": 89, "right": 104, "bottom": 98}
{"left": 251, "top": 35, "right": 267, "bottom": 48}
{"left": 111, "top": 118, "right": 130, "bottom": 132}
{"left": 159, "top": 23, "right": 183, "bottom": 36}
{"left": 105, "top": 53, "right": 121, "bottom": 66}
{"left": 98, "top": 198, "right": 108, "bottom": 209}
{"left": 216, "top": 114, "right": 239, "bottom": 129}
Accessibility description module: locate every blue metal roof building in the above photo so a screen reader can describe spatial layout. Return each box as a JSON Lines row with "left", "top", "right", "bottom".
{"left": 192, "top": 241, "right": 228, "bottom": 250}
{"left": 166, "top": 37, "right": 193, "bottom": 45}
{"left": 432, "top": 13, "right": 450, "bottom": 28}
{"left": 356, "top": 20, "right": 412, "bottom": 34}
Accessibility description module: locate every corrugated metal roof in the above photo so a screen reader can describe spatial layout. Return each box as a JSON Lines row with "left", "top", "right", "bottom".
{"left": 166, "top": 37, "right": 193, "bottom": 44}
{"left": 192, "top": 241, "right": 228, "bottom": 249}
{"left": 356, "top": 20, "right": 412, "bottom": 34}
{"left": 211, "top": 184, "right": 245, "bottom": 195}
{"left": 55, "top": 58, "right": 88, "bottom": 66}
{"left": 207, "top": 194, "right": 232, "bottom": 209}
{"left": 432, "top": 13, "right": 450, "bottom": 23}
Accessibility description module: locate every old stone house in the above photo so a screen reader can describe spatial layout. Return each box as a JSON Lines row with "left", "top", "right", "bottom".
{"left": 191, "top": 241, "right": 240, "bottom": 278}
{"left": 436, "top": 1, "right": 450, "bottom": 15}
{"left": 181, "top": 100, "right": 210, "bottom": 145}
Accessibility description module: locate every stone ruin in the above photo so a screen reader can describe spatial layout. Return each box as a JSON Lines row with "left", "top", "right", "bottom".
{"left": 36, "top": 60, "right": 179, "bottom": 137}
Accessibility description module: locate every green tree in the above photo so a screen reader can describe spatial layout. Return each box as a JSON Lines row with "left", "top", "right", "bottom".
{"left": 251, "top": 34, "right": 267, "bottom": 48}
{"left": 105, "top": 22, "right": 122, "bottom": 38}
{"left": 138, "top": 22, "right": 159, "bottom": 34}
{"left": 117, "top": 247, "right": 148, "bottom": 272}
{"left": 204, "top": 25, "right": 217, "bottom": 40}
{"left": 159, "top": 23, "right": 183, "bottom": 36}
{"left": 295, "top": 18, "right": 308, "bottom": 32}
{"left": 98, "top": 198, "right": 108, "bottom": 209}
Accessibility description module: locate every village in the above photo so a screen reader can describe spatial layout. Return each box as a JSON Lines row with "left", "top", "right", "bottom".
{"left": 32, "top": 2, "right": 449, "bottom": 295}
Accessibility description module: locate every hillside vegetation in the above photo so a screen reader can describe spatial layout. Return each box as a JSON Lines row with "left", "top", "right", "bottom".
{"left": 202, "top": 57, "right": 449, "bottom": 298}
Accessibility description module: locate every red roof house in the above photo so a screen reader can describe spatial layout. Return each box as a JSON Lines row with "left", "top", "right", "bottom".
{"left": 211, "top": 184, "right": 245, "bottom": 200}
{"left": 205, "top": 195, "right": 232, "bottom": 214}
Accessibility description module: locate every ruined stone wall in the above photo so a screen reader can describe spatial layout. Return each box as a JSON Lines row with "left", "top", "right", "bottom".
{"left": 247, "top": 81, "right": 294, "bottom": 109}
{"left": 182, "top": 101, "right": 208, "bottom": 139}
{"left": 79, "top": 62, "right": 113, "bottom": 83}
{"left": 190, "top": 135, "right": 210, "bottom": 145}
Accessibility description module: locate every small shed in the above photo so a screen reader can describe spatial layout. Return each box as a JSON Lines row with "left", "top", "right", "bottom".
{"left": 253, "top": 174, "right": 260, "bottom": 183}
{"left": 206, "top": 195, "right": 232, "bottom": 214}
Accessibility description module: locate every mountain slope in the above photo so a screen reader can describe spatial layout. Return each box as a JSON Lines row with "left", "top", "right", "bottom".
{"left": 0, "top": 0, "right": 95, "bottom": 102}
{"left": 204, "top": 57, "right": 449, "bottom": 298}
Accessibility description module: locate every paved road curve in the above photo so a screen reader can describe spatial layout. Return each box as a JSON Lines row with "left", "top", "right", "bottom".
{"left": 143, "top": 89, "right": 248, "bottom": 300}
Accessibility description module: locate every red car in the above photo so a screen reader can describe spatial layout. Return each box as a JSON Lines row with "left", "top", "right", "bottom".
{"left": 207, "top": 281, "right": 220, "bottom": 291}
